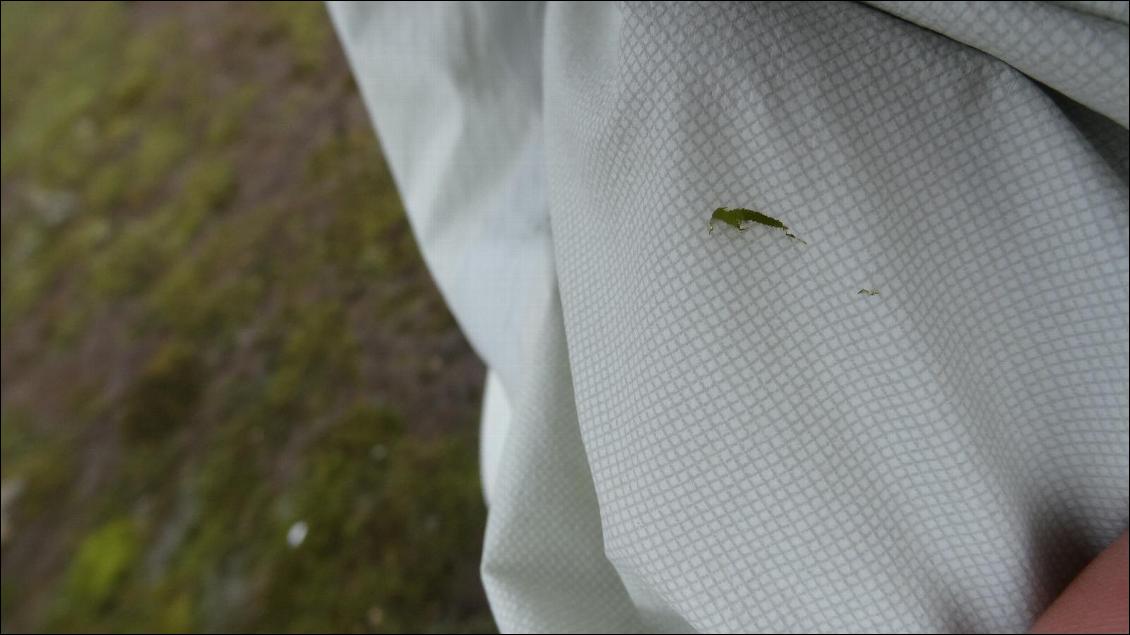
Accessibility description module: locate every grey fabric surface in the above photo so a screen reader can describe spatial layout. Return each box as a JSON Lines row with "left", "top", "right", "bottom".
{"left": 331, "top": 2, "right": 1129, "bottom": 631}
{"left": 869, "top": 1, "right": 1129, "bottom": 126}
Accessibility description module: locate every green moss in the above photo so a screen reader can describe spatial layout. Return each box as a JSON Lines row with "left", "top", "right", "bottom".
{"left": 263, "top": 2, "right": 332, "bottom": 75}
{"left": 0, "top": 258, "right": 48, "bottom": 331}
{"left": 110, "top": 27, "right": 166, "bottom": 111}
{"left": 133, "top": 121, "right": 190, "bottom": 195}
{"left": 87, "top": 216, "right": 169, "bottom": 297}
{"left": 5, "top": 445, "right": 78, "bottom": 521}
{"left": 1, "top": 407, "right": 80, "bottom": 522}
{"left": 57, "top": 517, "right": 144, "bottom": 616}
{"left": 254, "top": 404, "right": 487, "bottom": 632}
{"left": 157, "top": 591, "right": 195, "bottom": 633}
{"left": 121, "top": 341, "right": 206, "bottom": 444}
{"left": 0, "top": 578, "right": 15, "bottom": 629}
{"left": 87, "top": 153, "right": 233, "bottom": 303}
{"left": 147, "top": 265, "right": 264, "bottom": 344}
{"left": 181, "top": 156, "right": 238, "bottom": 216}
{"left": 142, "top": 198, "right": 278, "bottom": 344}
{"left": 205, "top": 86, "right": 259, "bottom": 149}
{"left": 307, "top": 130, "right": 420, "bottom": 284}
{"left": 2, "top": 3, "right": 492, "bottom": 632}
{"left": 265, "top": 304, "right": 359, "bottom": 418}
{"left": 0, "top": 406, "right": 30, "bottom": 467}
{"left": 83, "top": 161, "right": 132, "bottom": 211}
{"left": 0, "top": 2, "right": 128, "bottom": 183}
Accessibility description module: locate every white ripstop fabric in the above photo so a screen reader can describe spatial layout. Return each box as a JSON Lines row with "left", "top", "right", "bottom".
{"left": 328, "top": 2, "right": 1129, "bottom": 632}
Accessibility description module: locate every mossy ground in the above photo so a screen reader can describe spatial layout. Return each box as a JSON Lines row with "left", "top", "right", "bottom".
{"left": 1, "top": 2, "right": 492, "bottom": 632}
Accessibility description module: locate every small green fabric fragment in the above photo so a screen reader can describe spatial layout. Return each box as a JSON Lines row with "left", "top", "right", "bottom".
{"left": 708, "top": 207, "right": 806, "bottom": 243}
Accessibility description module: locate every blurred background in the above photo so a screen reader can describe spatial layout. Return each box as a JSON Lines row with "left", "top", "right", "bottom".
{"left": 1, "top": 2, "right": 494, "bottom": 632}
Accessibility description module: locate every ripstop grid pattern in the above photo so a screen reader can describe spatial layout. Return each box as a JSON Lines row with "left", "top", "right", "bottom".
{"left": 479, "top": 293, "right": 647, "bottom": 634}
{"left": 545, "top": 2, "right": 1128, "bottom": 632}
{"left": 868, "top": 1, "right": 1130, "bottom": 127}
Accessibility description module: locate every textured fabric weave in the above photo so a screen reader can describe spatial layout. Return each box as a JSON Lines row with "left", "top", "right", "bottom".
{"left": 329, "top": 2, "right": 1129, "bottom": 632}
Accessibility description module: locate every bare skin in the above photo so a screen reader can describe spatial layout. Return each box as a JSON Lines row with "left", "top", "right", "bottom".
{"left": 1030, "top": 530, "right": 1128, "bottom": 634}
